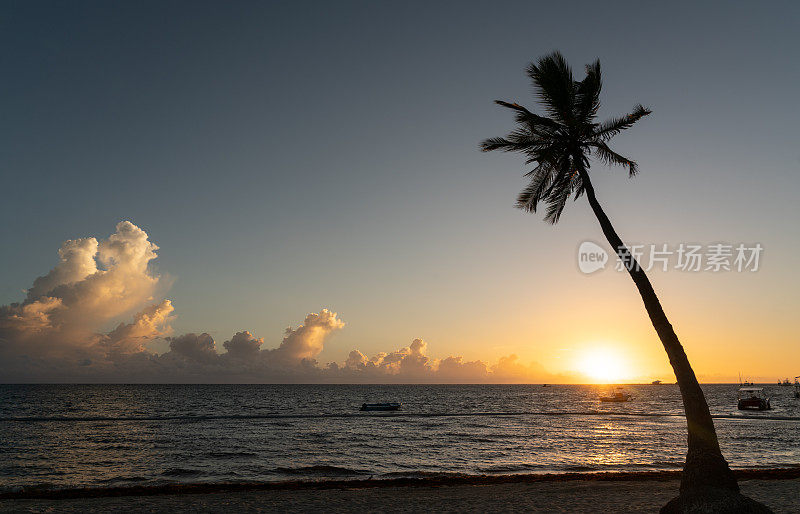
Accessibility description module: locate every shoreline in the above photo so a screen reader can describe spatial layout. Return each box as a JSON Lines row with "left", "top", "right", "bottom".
{"left": 3, "top": 467, "right": 799, "bottom": 501}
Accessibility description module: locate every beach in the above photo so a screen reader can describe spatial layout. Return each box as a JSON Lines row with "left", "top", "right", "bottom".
{"left": 2, "top": 471, "right": 799, "bottom": 513}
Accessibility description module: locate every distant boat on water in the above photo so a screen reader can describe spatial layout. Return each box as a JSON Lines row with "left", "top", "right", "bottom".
{"left": 599, "top": 388, "right": 632, "bottom": 402}
{"left": 737, "top": 387, "right": 771, "bottom": 411}
{"left": 738, "top": 372, "right": 754, "bottom": 386}
{"left": 360, "top": 402, "right": 401, "bottom": 412}
{"left": 650, "top": 380, "right": 662, "bottom": 385}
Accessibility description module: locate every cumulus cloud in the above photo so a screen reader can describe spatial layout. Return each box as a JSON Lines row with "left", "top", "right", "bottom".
{"left": 25, "top": 237, "right": 99, "bottom": 302}
{"left": 0, "top": 221, "right": 168, "bottom": 375}
{"left": 223, "top": 331, "right": 263, "bottom": 359}
{"left": 0, "top": 222, "right": 555, "bottom": 383}
{"left": 266, "top": 310, "right": 346, "bottom": 365}
{"left": 101, "top": 300, "right": 175, "bottom": 357}
{"left": 323, "top": 337, "right": 548, "bottom": 384}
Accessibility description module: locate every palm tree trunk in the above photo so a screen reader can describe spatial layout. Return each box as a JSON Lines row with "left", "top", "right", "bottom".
{"left": 576, "top": 167, "right": 738, "bottom": 494}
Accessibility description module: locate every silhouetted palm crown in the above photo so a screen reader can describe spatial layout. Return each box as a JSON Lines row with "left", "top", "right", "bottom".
{"left": 481, "top": 52, "right": 651, "bottom": 223}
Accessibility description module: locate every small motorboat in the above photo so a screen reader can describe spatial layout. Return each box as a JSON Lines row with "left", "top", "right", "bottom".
{"left": 360, "top": 402, "right": 401, "bottom": 412}
{"left": 599, "top": 388, "right": 632, "bottom": 402}
{"left": 737, "top": 387, "right": 771, "bottom": 410}
{"left": 651, "top": 380, "right": 662, "bottom": 385}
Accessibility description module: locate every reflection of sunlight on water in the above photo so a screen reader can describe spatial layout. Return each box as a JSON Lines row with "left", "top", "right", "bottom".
{"left": 583, "top": 420, "right": 635, "bottom": 466}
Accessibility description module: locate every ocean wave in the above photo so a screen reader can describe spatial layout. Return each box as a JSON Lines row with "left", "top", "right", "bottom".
{"left": 379, "top": 471, "right": 463, "bottom": 479}
{"left": 206, "top": 451, "right": 259, "bottom": 459}
{"left": 5, "top": 468, "right": 800, "bottom": 499}
{"left": 650, "top": 461, "right": 684, "bottom": 469}
{"left": 478, "top": 464, "right": 545, "bottom": 473}
{"left": 271, "top": 465, "right": 370, "bottom": 476}
{"left": 98, "top": 476, "right": 147, "bottom": 484}
{"left": 562, "top": 466, "right": 600, "bottom": 472}
{"left": 161, "top": 468, "right": 205, "bottom": 477}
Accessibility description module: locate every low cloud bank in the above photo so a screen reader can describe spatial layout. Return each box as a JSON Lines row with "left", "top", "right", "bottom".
{"left": 0, "top": 222, "right": 553, "bottom": 383}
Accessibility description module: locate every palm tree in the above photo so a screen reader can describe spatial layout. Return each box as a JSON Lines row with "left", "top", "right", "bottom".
{"left": 481, "top": 52, "right": 770, "bottom": 512}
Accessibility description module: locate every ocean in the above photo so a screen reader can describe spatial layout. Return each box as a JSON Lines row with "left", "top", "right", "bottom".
{"left": 1, "top": 384, "right": 798, "bottom": 492}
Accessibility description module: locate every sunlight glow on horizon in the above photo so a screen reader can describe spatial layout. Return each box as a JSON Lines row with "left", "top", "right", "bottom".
{"left": 576, "top": 347, "right": 632, "bottom": 383}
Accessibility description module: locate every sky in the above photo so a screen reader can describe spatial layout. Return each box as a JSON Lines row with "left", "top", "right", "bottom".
{"left": 1, "top": 1, "right": 798, "bottom": 383}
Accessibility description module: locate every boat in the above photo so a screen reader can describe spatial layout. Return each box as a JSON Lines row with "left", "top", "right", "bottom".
{"left": 599, "top": 388, "right": 632, "bottom": 402}
{"left": 360, "top": 402, "right": 401, "bottom": 411}
{"left": 542, "top": 384, "right": 550, "bottom": 387}
{"left": 651, "top": 380, "right": 662, "bottom": 385}
{"left": 737, "top": 387, "right": 771, "bottom": 410}
{"left": 738, "top": 372, "right": 754, "bottom": 387}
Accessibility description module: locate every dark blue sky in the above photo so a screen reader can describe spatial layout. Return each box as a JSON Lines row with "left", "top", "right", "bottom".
{"left": 1, "top": 1, "right": 798, "bottom": 373}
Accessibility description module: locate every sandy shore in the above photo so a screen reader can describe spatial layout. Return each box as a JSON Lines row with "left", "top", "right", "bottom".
{"left": 2, "top": 473, "right": 798, "bottom": 513}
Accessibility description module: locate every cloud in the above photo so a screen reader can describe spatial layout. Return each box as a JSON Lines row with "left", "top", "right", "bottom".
{"left": 0, "top": 221, "right": 167, "bottom": 374}
{"left": 166, "top": 332, "right": 219, "bottom": 364}
{"left": 25, "top": 237, "right": 99, "bottom": 302}
{"left": 101, "top": 299, "right": 175, "bottom": 357}
{"left": 437, "top": 356, "right": 490, "bottom": 382}
{"left": 139, "top": 309, "right": 347, "bottom": 381}
{"left": 322, "top": 337, "right": 548, "bottom": 384}
{"left": 266, "top": 310, "right": 346, "bottom": 365}
{"left": 223, "top": 331, "right": 263, "bottom": 359}
{"left": 0, "top": 222, "right": 555, "bottom": 383}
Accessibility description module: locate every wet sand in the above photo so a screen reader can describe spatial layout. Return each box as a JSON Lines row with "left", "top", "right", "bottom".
{"left": 2, "top": 472, "right": 798, "bottom": 513}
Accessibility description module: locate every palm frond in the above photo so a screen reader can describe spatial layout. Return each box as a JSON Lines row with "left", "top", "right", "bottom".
{"left": 540, "top": 157, "right": 576, "bottom": 223}
{"left": 479, "top": 137, "right": 513, "bottom": 152}
{"left": 526, "top": 51, "right": 575, "bottom": 126}
{"left": 494, "top": 100, "right": 561, "bottom": 132}
{"left": 590, "top": 141, "right": 639, "bottom": 176}
{"left": 543, "top": 182, "right": 571, "bottom": 224}
{"left": 480, "top": 126, "right": 552, "bottom": 153}
{"left": 575, "top": 60, "right": 601, "bottom": 123}
{"left": 479, "top": 134, "right": 534, "bottom": 153}
{"left": 593, "top": 104, "right": 652, "bottom": 141}
{"left": 516, "top": 164, "right": 555, "bottom": 212}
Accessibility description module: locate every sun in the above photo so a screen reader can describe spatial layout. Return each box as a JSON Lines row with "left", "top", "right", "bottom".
{"left": 577, "top": 348, "right": 629, "bottom": 383}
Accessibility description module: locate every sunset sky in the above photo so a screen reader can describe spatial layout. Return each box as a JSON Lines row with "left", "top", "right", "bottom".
{"left": 1, "top": 1, "right": 798, "bottom": 382}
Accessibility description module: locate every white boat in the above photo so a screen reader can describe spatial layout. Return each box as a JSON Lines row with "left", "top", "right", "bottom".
{"left": 600, "top": 388, "right": 632, "bottom": 402}
{"left": 737, "top": 387, "right": 771, "bottom": 410}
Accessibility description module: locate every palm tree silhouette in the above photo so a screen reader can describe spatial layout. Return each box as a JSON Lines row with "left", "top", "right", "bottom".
{"left": 481, "top": 52, "right": 770, "bottom": 512}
